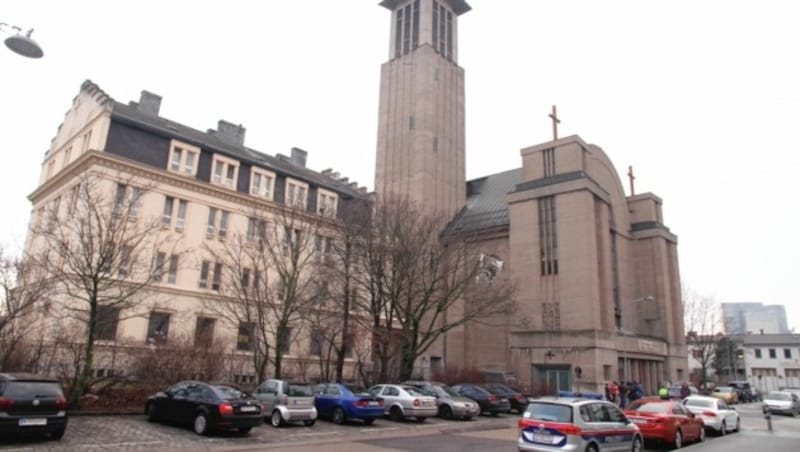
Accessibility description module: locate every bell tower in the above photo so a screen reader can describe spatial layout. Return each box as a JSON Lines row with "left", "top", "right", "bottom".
{"left": 374, "top": 0, "right": 470, "bottom": 217}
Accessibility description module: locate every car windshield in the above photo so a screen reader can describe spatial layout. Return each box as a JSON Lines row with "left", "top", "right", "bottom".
{"left": 2, "top": 381, "right": 62, "bottom": 398}
{"left": 287, "top": 384, "right": 313, "bottom": 397}
{"left": 435, "top": 385, "right": 460, "bottom": 397}
{"left": 766, "top": 392, "right": 791, "bottom": 401}
{"left": 214, "top": 385, "right": 244, "bottom": 399}
{"left": 404, "top": 386, "right": 427, "bottom": 397}
{"left": 628, "top": 401, "right": 670, "bottom": 413}
{"left": 525, "top": 403, "right": 572, "bottom": 422}
{"left": 345, "top": 384, "right": 368, "bottom": 395}
{"left": 684, "top": 398, "right": 714, "bottom": 408}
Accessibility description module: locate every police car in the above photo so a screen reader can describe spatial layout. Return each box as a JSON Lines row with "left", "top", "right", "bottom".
{"left": 518, "top": 397, "right": 643, "bottom": 452}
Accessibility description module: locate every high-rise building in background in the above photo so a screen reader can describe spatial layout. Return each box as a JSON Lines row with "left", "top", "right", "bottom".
{"left": 722, "top": 302, "right": 790, "bottom": 335}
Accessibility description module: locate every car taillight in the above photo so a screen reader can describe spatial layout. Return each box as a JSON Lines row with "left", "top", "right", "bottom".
{"left": 518, "top": 419, "right": 581, "bottom": 435}
{"left": 413, "top": 398, "right": 420, "bottom": 406}
{"left": 702, "top": 410, "right": 717, "bottom": 417}
{"left": 56, "top": 397, "right": 68, "bottom": 410}
{"left": 218, "top": 402, "right": 234, "bottom": 416}
{"left": 515, "top": 394, "right": 525, "bottom": 400}
{"left": 354, "top": 399, "right": 368, "bottom": 407}
{"left": 0, "top": 397, "right": 14, "bottom": 409}
{"left": 487, "top": 395, "right": 497, "bottom": 402}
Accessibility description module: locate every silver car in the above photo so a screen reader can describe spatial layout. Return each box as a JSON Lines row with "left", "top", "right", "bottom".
{"left": 254, "top": 379, "right": 317, "bottom": 427}
{"left": 368, "top": 384, "right": 438, "bottom": 422}
{"left": 519, "top": 398, "right": 643, "bottom": 452}
{"left": 762, "top": 390, "right": 800, "bottom": 416}
{"left": 402, "top": 380, "right": 480, "bottom": 420}
{"left": 682, "top": 395, "right": 740, "bottom": 435}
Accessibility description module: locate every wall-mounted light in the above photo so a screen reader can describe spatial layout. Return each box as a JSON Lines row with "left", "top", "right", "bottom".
{"left": 545, "top": 350, "right": 556, "bottom": 360}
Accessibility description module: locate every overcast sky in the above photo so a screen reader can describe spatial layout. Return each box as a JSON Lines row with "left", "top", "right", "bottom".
{"left": 2, "top": 1, "right": 798, "bottom": 331}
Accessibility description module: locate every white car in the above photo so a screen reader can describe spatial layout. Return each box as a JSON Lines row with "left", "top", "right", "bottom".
{"left": 368, "top": 384, "right": 438, "bottom": 422}
{"left": 763, "top": 391, "right": 800, "bottom": 416}
{"left": 682, "top": 395, "right": 740, "bottom": 435}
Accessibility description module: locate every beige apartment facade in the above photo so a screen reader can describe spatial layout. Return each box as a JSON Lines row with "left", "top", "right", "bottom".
{"left": 375, "top": 0, "right": 687, "bottom": 393}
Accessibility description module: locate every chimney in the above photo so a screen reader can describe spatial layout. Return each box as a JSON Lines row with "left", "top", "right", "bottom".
{"left": 138, "top": 90, "right": 162, "bottom": 116}
{"left": 215, "top": 120, "right": 246, "bottom": 147}
{"left": 290, "top": 147, "right": 308, "bottom": 168}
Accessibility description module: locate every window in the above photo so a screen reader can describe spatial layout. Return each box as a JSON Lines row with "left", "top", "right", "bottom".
{"left": 176, "top": 200, "right": 187, "bottom": 229}
{"left": 250, "top": 168, "right": 275, "bottom": 200}
{"left": 114, "top": 183, "right": 141, "bottom": 217}
{"left": 785, "top": 349, "right": 792, "bottom": 359}
{"left": 315, "top": 234, "right": 332, "bottom": 262}
{"left": 543, "top": 147, "right": 556, "bottom": 177}
{"left": 247, "top": 218, "right": 267, "bottom": 242}
{"left": 283, "top": 227, "right": 301, "bottom": 255}
{"left": 146, "top": 312, "right": 171, "bottom": 345}
{"left": 162, "top": 196, "right": 188, "bottom": 230}
{"left": 118, "top": 245, "right": 131, "bottom": 277}
{"left": 769, "top": 349, "right": 777, "bottom": 359}
{"left": 432, "top": 1, "right": 453, "bottom": 60}
{"left": 194, "top": 317, "right": 216, "bottom": 348}
{"left": 218, "top": 210, "right": 229, "bottom": 239}
{"left": 755, "top": 349, "right": 762, "bottom": 359}
{"left": 241, "top": 268, "right": 251, "bottom": 289}
{"left": 237, "top": 322, "right": 254, "bottom": 351}
{"left": 786, "top": 369, "right": 800, "bottom": 378}
{"left": 154, "top": 252, "right": 166, "bottom": 282}
{"left": 206, "top": 207, "right": 230, "bottom": 239}
{"left": 95, "top": 306, "right": 120, "bottom": 341}
{"left": 310, "top": 329, "right": 324, "bottom": 356}
{"left": 538, "top": 196, "right": 558, "bottom": 275}
{"left": 167, "top": 140, "right": 200, "bottom": 177}
{"left": 211, "top": 155, "right": 240, "bottom": 189}
{"left": 317, "top": 190, "right": 338, "bottom": 217}
{"left": 285, "top": 179, "right": 308, "bottom": 209}
{"left": 212, "top": 262, "right": 222, "bottom": 291}
{"left": 752, "top": 367, "right": 777, "bottom": 377}
{"left": 199, "top": 261, "right": 210, "bottom": 289}
{"left": 162, "top": 196, "right": 174, "bottom": 226}
{"left": 167, "top": 255, "right": 178, "bottom": 284}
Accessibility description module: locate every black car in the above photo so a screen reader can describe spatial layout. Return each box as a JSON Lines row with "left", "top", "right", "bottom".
{"left": 450, "top": 383, "right": 511, "bottom": 416}
{"left": 145, "top": 381, "right": 262, "bottom": 435}
{"left": 482, "top": 383, "right": 527, "bottom": 413}
{"left": 0, "top": 373, "right": 68, "bottom": 440}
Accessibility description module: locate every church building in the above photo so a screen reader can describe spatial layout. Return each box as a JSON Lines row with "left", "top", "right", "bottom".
{"left": 374, "top": 0, "right": 687, "bottom": 393}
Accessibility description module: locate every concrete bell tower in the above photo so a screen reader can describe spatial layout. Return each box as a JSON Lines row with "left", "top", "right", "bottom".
{"left": 374, "top": 0, "right": 470, "bottom": 218}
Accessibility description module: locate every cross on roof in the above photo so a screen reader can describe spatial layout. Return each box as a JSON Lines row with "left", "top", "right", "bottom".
{"left": 628, "top": 165, "right": 636, "bottom": 196}
{"left": 548, "top": 105, "right": 561, "bottom": 141}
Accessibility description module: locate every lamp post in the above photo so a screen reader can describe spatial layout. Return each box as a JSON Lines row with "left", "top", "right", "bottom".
{"left": 619, "top": 296, "right": 654, "bottom": 383}
{"left": 1, "top": 22, "right": 43, "bottom": 58}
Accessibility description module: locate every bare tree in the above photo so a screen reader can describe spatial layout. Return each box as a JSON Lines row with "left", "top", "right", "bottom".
{"left": 26, "top": 173, "right": 179, "bottom": 406}
{"left": 204, "top": 204, "right": 323, "bottom": 380}
{"left": 0, "top": 246, "right": 51, "bottom": 370}
{"left": 683, "top": 286, "right": 721, "bottom": 388}
{"left": 355, "top": 199, "right": 517, "bottom": 381}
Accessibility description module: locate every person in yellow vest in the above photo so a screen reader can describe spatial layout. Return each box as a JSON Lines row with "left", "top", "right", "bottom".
{"left": 658, "top": 383, "right": 669, "bottom": 399}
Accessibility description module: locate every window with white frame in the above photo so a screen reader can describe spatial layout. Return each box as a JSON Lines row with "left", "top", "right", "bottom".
{"left": 162, "top": 196, "right": 188, "bottom": 230}
{"left": 167, "top": 140, "right": 200, "bottom": 177}
{"left": 317, "top": 190, "right": 338, "bottom": 217}
{"left": 285, "top": 179, "right": 308, "bottom": 209}
{"left": 250, "top": 168, "right": 275, "bottom": 200}
{"left": 114, "top": 183, "right": 142, "bottom": 217}
{"left": 206, "top": 207, "right": 230, "bottom": 239}
{"left": 199, "top": 261, "right": 223, "bottom": 292}
{"left": 211, "top": 154, "right": 240, "bottom": 189}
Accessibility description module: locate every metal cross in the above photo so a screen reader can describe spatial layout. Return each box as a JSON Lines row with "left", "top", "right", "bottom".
{"left": 627, "top": 165, "right": 636, "bottom": 196}
{"left": 548, "top": 105, "right": 561, "bottom": 141}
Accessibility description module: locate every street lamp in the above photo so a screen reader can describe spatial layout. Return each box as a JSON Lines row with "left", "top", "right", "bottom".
{"left": 1, "top": 22, "right": 43, "bottom": 58}
{"left": 618, "top": 296, "right": 654, "bottom": 383}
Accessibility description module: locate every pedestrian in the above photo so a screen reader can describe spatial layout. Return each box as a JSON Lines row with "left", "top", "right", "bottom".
{"left": 608, "top": 381, "right": 619, "bottom": 404}
{"left": 680, "top": 382, "right": 690, "bottom": 399}
{"left": 605, "top": 382, "right": 611, "bottom": 401}
{"left": 658, "top": 383, "right": 669, "bottom": 399}
{"left": 618, "top": 382, "right": 628, "bottom": 408}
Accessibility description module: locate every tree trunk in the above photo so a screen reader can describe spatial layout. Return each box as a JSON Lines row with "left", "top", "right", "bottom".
{"left": 398, "top": 340, "right": 417, "bottom": 381}
{"left": 335, "top": 279, "right": 351, "bottom": 381}
{"left": 70, "top": 301, "right": 97, "bottom": 408}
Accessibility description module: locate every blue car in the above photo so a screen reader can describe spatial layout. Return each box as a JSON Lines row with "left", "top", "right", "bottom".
{"left": 313, "top": 383, "right": 384, "bottom": 425}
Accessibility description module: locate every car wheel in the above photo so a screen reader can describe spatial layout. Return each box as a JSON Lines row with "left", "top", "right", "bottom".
{"left": 362, "top": 417, "right": 375, "bottom": 426}
{"left": 734, "top": 417, "right": 740, "bottom": 432}
{"left": 585, "top": 444, "right": 599, "bottom": 452}
{"left": 673, "top": 429, "right": 682, "bottom": 449}
{"left": 332, "top": 407, "right": 346, "bottom": 425}
{"left": 415, "top": 416, "right": 426, "bottom": 423}
{"left": 719, "top": 420, "right": 727, "bottom": 436}
{"left": 193, "top": 413, "right": 209, "bottom": 436}
{"left": 439, "top": 405, "right": 454, "bottom": 420}
{"left": 631, "top": 436, "right": 642, "bottom": 452}
{"left": 50, "top": 428, "right": 66, "bottom": 440}
{"left": 463, "top": 416, "right": 473, "bottom": 421}
{"left": 389, "top": 406, "right": 404, "bottom": 422}
{"left": 146, "top": 403, "right": 158, "bottom": 422}
{"left": 271, "top": 410, "right": 284, "bottom": 427}
{"left": 698, "top": 426, "right": 706, "bottom": 442}
{"left": 303, "top": 419, "right": 316, "bottom": 426}
{"left": 238, "top": 427, "right": 252, "bottom": 435}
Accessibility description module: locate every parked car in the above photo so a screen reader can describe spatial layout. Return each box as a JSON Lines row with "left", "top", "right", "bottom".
{"left": 313, "top": 383, "right": 384, "bottom": 425}
{"left": 762, "top": 391, "right": 800, "bottom": 416}
{"left": 624, "top": 396, "right": 705, "bottom": 449}
{"left": 666, "top": 384, "right": 698, "bottom": 399}
{"left": 450, "top": 383, "right": 511, "bottom": 416}
{"left": 402, "top": 380, "right": 480, "bottom": 420}
{"left": 709, "top": 386, "right": 739, "bottom": 404}
{"left": 367, "top": 384, "right": 437, "bottom": 422}
{"left": 518, "top": 398, "right": 643, "bottom": 452}
{"left": 0, "top": 373, "right": 68, "bottom": 440}
{"left": 145, "top": 381, "right": 262, "bottom": 435}
{"left": 682, "top": 395, "right": 740, "bottom": 435}
{"left": 728, "top": 381, "right": 754, "bottom": 403}
{"left": 254, "top": 379, "right": 317, "bottom": 427}
{"left": 483, "top": 383, "right": 528, "bottom": 413}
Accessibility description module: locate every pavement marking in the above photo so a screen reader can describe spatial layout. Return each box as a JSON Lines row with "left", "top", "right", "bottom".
{"left": 79, "top": 440, "right": 166, "bottom": 449}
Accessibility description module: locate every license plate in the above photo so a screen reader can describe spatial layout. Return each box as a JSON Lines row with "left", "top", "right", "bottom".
{"left": 532, "top": 433, "right": 553, "bottom": 442}
{"left": 240, "top": 406, "right": 258, "bottom": 412}
{"left": 424, "top": 401, "right": 434, "bottom": 406}
{"left": 19, "top": 418, "right": 47, "bottom": 426}
{"left": 368, "top": 401, "right": 379, "bottom": 406}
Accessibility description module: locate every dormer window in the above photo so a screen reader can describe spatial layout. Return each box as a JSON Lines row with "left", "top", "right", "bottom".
{"left": 250, "top": 168, "right": 275, "bottom": 200}
{"left": 168, "top": 140, "right": 200, "bottom": 177}
{"left": 211, "top": 154, "right": 240, "bottom": 189}
{"left": 285, "top": 179, "right": 308, "bottom": 209}
{"left": 317, "top": 189, "right": 338, "bottom": 217}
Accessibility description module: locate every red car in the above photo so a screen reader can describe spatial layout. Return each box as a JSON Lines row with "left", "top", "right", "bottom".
{"left": 624, "top": 397, "right": 705, "bottom": 449}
